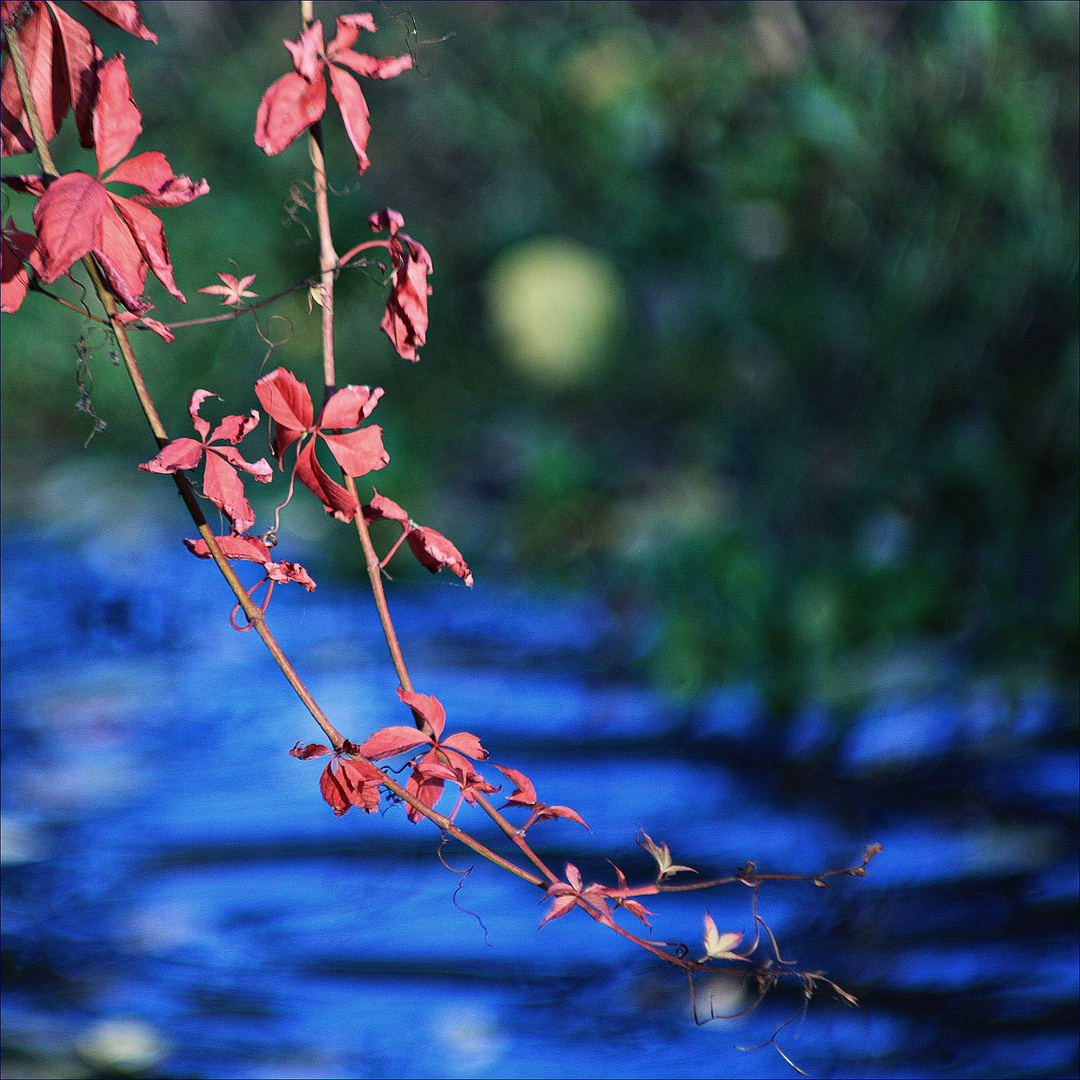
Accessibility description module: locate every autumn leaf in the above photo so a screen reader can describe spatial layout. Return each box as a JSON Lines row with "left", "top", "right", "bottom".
{"left": 183, "top": 534, "right": 316, "bottom": 592}
{"left": 199, "top": 272, "right": 257, "bottom": 306}
{"left": 138, "top": 389, "right": 271, "bottom": 534}
{"left": 255, "top": 14, "right": 411, "bottom": 174}
{"left": 289, "top": 740, "right": 384, "bottom": 816}
{"left": 1, "top": 1, "right": 101, "bottom": 157}
{"left": 354, "top": 687, "right": 490, "bottom": 822}
{"left": 638, "top": 828, "right": 696, "bottom": 880}
{"left": 254, "top": 367, "right": 389, "bottom": 522}
{"left": 1, "top": 215, "right": 35, "bottom": 313}
{"left": 539, "top": 863, "right": 615, "bottom": 929}
{"left": 493, "top": 764, "right": 589, "bottom": 832}
{"left": 700, "top": 913, "right": 750, "bottom": 963}
{"left": 362, "top": 491, "right": 473, "bottom": 586}
{"left": 5, "top": 54, "right": 208, "bottom": 313}
{"left": 367, "top": 208, "right": 432, "bottom": 362}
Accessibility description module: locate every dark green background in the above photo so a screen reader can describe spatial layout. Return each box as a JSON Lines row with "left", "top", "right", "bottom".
{"left": 3, "top": 0, "right": 1077, "bottom": 711}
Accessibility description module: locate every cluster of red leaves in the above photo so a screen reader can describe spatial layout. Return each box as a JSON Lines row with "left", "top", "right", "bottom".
{"left": 357, "top": 689, "right": 494, "bottom": 822}
{"left": 363, "top": 489, "right": 473, "bottom": 586}
{"left": 1, "top": 0, "right": 155, "bottom": 159}
{"left": 291, "top": 689, "right": 494, "bottom": 821}
{"left": 366, "top": 208, "right": 432, "bottom": 362}
{"left": 139, "top": 390, "right": 271, "bottom": 534}
{"left": 255, "top": 367, "right": 389, "bottom": 522}
{"left": 255, "top": 14, "right": 411, "bottom": 176}
{"left": 3, "top": 52, "right": 208, "bottom": 316}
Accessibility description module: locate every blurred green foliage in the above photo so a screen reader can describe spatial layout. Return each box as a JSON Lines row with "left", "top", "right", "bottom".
{"left": 2, "top": 1, "right": 1077, "bottom": 708}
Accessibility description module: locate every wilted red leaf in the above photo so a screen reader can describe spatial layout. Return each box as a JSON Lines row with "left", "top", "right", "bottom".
{"left": 78, "top": 1, "right": 157, "bottom": 42}
{"left": 406, "top": 526, "right": 473, "bottom": 586}
{"left": 290, "top": 741, "right": 331, "bottom": 759}
{"left": 379, "top": 232, "right": 432, "bottom": 362}
{"left": 494, "top": 764, "right": 537, "bottom": 806}
{"left": 363, "top": 488, "right": 410, "bottom": 526}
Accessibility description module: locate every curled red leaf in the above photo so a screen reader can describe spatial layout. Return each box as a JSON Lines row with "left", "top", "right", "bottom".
{"left": 407, "top": 526, "right": 473, "bottom": 586}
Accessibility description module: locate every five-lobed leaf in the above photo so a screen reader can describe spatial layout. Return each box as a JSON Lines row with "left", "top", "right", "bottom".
{"left": 255, "top": 15, "right": 411, "bottom": 175}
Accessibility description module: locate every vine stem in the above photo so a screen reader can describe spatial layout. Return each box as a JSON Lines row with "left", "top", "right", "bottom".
{"left": 3, "top": 13, "right": 541, "bottom": 881}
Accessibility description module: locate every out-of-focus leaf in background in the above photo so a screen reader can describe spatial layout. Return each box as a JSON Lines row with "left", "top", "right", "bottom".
{"left": 3, "top": 0, "right": 1076, "bottom": 714}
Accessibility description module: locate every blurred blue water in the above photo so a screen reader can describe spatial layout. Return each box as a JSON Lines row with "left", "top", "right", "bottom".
{"left": 2, "top": 521, "right": 1077, "bottom": 1079}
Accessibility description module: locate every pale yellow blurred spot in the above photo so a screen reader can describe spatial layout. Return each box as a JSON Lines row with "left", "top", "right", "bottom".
{"left": 77, "top": 1019, "right": 166, "bottom": 1072}
{"left": 486, "top": 237, "right": 624, "bottom": 389}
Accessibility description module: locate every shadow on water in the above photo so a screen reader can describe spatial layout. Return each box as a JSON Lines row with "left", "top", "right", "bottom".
{"left": 2, "top": 523, "right": 1077, "bottom": 1080}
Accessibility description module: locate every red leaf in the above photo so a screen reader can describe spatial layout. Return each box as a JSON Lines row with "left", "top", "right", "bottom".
{"left": 294, "top": 438, "right": 360, "bottom": 521}
{"left": 356, "top": 724, "right": 432, "bottom": 761}
{"left": 254, "top": 367, "right": 313, "bottom": 458}
{"left": 494, "top": 764, "right": 537, "bottom": 806}
{"left": 1, "top": 216, "right": 34, "bottom": 313}
{"left": 442, "top": 731, "right": 489, "bottom": 761}
{"left": 325, "top": 12, "right": 376, "bottom": 56}
{"left": 380, "top": 235, "right": 432, "bottom": 361}
{"left": 203, "top": 447, "right": 257, "bottom": 534}
{"left": 290, "top": 741, "right": 331, "bottom": 759}
{"left": 332, "top": 50, "right": 413, "bottom": 80}
{"left": 397, "top": 688, "right": 446, "bottom": 738}
{"left": 93, "top": 199, "right": 149, "bottom": 311}
{"left": 112, "top": 309, "right": 175, "bottom": 341}
{"left": 539, "top": 892, "right": 578, "bottom": 928}
{"left": 208, "top": 444, "right": 273, "bottom": 481}
{"left": 0, "top": 4, "right": 65, "bottom": 157}
{"left": 78, "top": 1, "right": 158, "bottom": 42}
{"left": 326, "top": 64, "right": 371, "bottom": 174}
{"left": 267, "top": 560, "right": 316, "bottom": 592}
{"left": 283, "top": 20, "right": 324, "bottom": 81}
{"left": 369, "top": 208, "right": 404, "bottom": 236}
{"left": 49, "top": 0, "right": 101, "bottom": 148}
{"left": 320, "top": 426, "right": 388, "bottom": 479}
{"left": 92, "top": 54, "right": 142, "bottom": 176}
{"left": 318, "top": 383, "right": 383, "bottom": 428}
{"left": 537, "top": 805, "right": 590, "bottom": 830}
{"left": 405, "top": 765, "right": 445, "bottom": 822}
{"left": 208, "top": 409, "right": 260, "bottom": 446}
{"left": 139, "top": 436, "right": 204, "bottom": 473}
{"left": 319, "top": 759, "right": 353, "bottom": 816}
{"left": 406, "top": 526, "right": 473, "bottom": 586}
{"left": 106, "top": 190, "right": 183, "bottom": 300}
{"left": 254, "top": 69, "right": 326, "bottom": 156}
{"left": 31, "top": 171, "right": 108, "bottom": 281}
{"left": 363, "top": 488, "right": 410, "bottom": 525}
{"left": 183, "top": 534, "right": 273, "bottom": 563}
